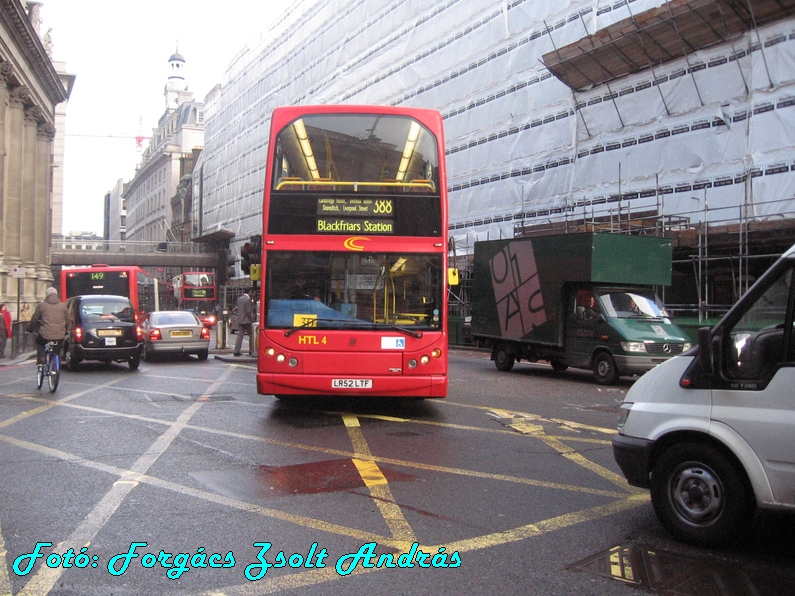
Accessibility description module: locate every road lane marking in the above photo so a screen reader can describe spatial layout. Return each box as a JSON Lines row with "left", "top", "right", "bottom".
{"left": 1, "top": 364, "right": 648, "bottom": 596}
{"left": 343, "top": 415, "right": 416, "bottom": 543}
{"left": 16, "top": 368, "right": 236, "bottom": 596}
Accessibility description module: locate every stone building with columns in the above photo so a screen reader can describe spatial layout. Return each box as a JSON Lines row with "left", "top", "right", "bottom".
{"left": 0, "top": 0, "right": 70, "bottom": 312}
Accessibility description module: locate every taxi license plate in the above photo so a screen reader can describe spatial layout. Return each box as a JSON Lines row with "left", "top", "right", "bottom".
{"left": 97, "top": 329, "right": 122, "bottom": 337}
{"left": 104, "top": 337, "right": 116, "bottom": 346}
{"left": 332, "top": 379, "right": 372, "bottom": 389}
{"left": 170, "top": 330, "right": 192, "bottom": 337}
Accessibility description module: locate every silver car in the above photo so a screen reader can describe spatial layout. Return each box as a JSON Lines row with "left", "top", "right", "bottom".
{"left": 142, "top": 311, "right": 210, "bottom": 360}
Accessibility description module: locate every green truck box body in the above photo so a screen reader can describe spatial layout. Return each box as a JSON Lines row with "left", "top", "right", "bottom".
{"left": 472, "top": 233, "right": 674, "bottom": 346}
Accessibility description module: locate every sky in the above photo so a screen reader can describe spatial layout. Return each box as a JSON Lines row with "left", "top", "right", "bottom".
{"left": 42, "top": 0, "right": 285, "bottom": 235}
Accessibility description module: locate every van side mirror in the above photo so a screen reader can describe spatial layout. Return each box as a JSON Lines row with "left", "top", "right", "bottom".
{"left": 698, "top": 326, "right": 714, "bottom": 376}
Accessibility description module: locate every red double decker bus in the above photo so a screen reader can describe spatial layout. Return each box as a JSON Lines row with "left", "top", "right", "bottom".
{"left": 60, "top": 265, "right": 160, "bottom": 323}
{"left": 173, "top": 271, "right": 218, "bottom": 327}
{"left": 256, "top": 105, "right": 453, "bottom": 399}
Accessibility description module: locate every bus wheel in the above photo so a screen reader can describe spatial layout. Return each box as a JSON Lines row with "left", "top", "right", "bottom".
{"left": 494, "top": 348, "right": 515, "bottom": 372}
{"left": 593, "top": 352, "right": 618, "bottom": 385}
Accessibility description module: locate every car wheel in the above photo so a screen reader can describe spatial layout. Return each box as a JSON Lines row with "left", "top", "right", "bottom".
{"left": 592, "top": 352, "right": 618, "bottom": 385}
{"left": 651, "top": 442, "right": 753, "bottom": 546}
{"left": 494, "top": 348, "right": 515, "bottom": 372}
{"left": 128, "top": 355, "right": 140, "bottom": 370}
{"left": 197, "top": 350, "right": 209, "bottom": 361}
{"left": 66, "top": 348, "right": 81, "bottom": 371}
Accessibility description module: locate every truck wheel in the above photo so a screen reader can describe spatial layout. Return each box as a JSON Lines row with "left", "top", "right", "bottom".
{"left": 650, "top": 442, "right": 753, "bottom": 546}
{"left": 494, "top": 349, "right": 515, "bottom": 372}
{"left": 592, "top": 352, "right": 618, "bottom": 385}
{"left": 550, "top": 359, "right": 568, "bottom": 372}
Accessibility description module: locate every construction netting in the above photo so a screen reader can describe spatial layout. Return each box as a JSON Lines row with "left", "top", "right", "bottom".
{"left": 196, "top": 0, "right": 795, "bottom": 260}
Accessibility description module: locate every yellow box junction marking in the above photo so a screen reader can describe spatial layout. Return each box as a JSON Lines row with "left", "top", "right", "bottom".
{"left": 0, "top": 367, "right": 650, "bottom": 596}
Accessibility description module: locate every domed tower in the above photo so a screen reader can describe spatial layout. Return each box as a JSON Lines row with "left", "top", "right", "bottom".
{"left": 165, "top": 47, "right": 189, "bottom": 111}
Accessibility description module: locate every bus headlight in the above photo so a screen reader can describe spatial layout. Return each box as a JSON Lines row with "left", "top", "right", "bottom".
{"left": 420, "top": 355, "right": 430, "bottom": 365}
{"left": 276, "top": 354, "right": 286, "bottom": 363}
{"left": 408, "top": 359, "right": 418, "bottom": 368}
{"left": 431, "top": 348, "right": 442, "bottom": 358}
{"left": 265, "top": 347, "right": 276, "bottom": 357}
{"left": 288, "top": 358, "right": 298, "bottom": 367}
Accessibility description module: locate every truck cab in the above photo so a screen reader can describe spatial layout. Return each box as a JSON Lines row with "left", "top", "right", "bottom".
{"left": 613, "top": 243, "right": 795, "bottom": 545}
{"left": 565, "top": 285, "right": 690, "bottom": 384}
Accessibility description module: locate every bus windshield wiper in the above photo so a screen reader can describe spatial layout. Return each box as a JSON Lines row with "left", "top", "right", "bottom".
{"left": 283, "top": 318, "right": 422, "bottom": 339}
{"left": 376, "top": 323, "right": 423, "bottom": 339}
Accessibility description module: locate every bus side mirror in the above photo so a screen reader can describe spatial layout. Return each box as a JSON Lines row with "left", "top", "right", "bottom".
{"left": 448, "top": 268, "right": 460, "bottom": 286}
{"left": 698, "top": 326, "right": 714, "bottom": 376}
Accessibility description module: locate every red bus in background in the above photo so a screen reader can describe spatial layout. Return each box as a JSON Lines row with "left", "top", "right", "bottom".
{"left": 172, "top": 271, "right": 218, "bottom": 327}
{"left": 60, "top": 265, "right": 160, "bottom": 323}
{"left": 257, "top": 105, "right": 453, "bottom": 399}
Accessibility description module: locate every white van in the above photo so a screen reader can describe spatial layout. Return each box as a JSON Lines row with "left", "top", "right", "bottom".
{"left": 613, "top": 243, "right": 795, "bottom": 546}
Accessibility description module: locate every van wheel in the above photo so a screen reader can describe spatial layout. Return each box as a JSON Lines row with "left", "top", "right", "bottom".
{"left": 494, "top": 349, "right": 515, "bottom": 372}
{"left": 592, "top": 352, "right": 618, "bottom": 385}
{"left": 550, "top": 359, "right": 568, "bottom": 372}
{"left": 651, "top": 442, "right": 753, "bottom": 546}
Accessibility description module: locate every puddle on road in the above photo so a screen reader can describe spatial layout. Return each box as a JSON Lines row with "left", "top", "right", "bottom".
{"left": 191, "top": 459, "right": 416, "bottom": 501}
{"left": 569, "top": 542, "right": 795, "bottom": 595}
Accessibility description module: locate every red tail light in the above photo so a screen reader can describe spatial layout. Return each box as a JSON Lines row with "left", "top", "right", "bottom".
{"left": 74, "top": 327, "right": 83, "bottom": 342}
{"left": 135, "top": 326, "right": 144, "bottom": 341}
{"left": 149, "top": 328, "right": 161, "bottom": 341}
{"left": 200, "top": 327, "right": 210, "bottom": 340}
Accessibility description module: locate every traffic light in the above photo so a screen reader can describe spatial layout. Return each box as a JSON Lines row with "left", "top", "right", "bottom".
{"left": 240, "top": 234, "right": 262, "bottom": 277}
{"left": 217, "top": 248, "right": 236, "bottom": 285}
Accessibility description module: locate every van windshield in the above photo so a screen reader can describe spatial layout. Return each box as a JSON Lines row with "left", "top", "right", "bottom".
{"left": 597, "top": 289, "right": 671, "bottom": 321}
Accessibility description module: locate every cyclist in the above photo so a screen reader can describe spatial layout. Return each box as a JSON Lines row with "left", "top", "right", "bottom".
{"left": 28, "top": 287, "right": 69, "bottom": 365}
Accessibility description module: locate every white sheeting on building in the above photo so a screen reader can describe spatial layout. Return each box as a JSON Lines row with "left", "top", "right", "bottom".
{"left": 196, "top": 0, "right": 795, "bottom": 259}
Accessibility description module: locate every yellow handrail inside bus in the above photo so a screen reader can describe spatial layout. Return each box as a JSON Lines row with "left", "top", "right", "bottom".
{"left": 275, "top": 179, "right": 435, "bottom": 192}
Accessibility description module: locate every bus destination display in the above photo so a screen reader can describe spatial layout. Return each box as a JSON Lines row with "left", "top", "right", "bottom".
{"left": 317, "top": 198, "right": 393, "bottom": 234}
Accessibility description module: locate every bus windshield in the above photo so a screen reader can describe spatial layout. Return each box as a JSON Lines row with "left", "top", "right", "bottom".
{"left": 273, "top": 114, "right": 439, "bottom": 190}
{"left": 265, "top": 251, "right": 443, "bottom": 330}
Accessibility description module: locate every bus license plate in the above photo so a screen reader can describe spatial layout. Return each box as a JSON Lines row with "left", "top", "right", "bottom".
{"left": 105, "top": 337, "right": 117, "bottom": 346}
{"left": 332, "top": 379, "right": 372, "bottom": 389}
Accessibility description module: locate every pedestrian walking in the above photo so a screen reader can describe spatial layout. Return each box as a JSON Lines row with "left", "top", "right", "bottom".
{"left": 20, "top": 302, "right": 32, "bottom": 322}
{"left": 233, "top": 289, "right": 256, "bottom": 357}
{"left": 0, "top": 303, "right": 12, "bottom": 358}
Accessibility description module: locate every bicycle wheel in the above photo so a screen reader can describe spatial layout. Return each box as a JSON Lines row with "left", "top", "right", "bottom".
{"left": 48, "top": 353, "right": 60, "bottom": 393}
{"left": 36, "top": 362, "right": 44, "bottom": 389}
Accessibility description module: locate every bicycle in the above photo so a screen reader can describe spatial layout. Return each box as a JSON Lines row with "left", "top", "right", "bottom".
{"left": 36, "top": 340, "right": 60, "bottom": 393}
